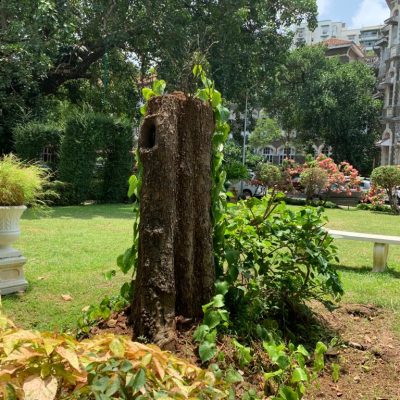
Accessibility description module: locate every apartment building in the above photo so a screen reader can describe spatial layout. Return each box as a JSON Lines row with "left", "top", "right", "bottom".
{"left": 375, "top": 0, "right": 400, "bottom": 165}
{"left": 294, "top": 20, "right": 383, "bottom": 52}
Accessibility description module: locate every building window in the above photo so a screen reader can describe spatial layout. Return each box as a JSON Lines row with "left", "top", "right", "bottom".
{"left": 321, "top": 25, "right": 329, "bottom": 35}
{"left": 42, "top": 146, "right": 55, "bottom": 164}
{"left": 278, "top": 147, "right": 295, "bottom": 164}
{"left": 319, "top": 145, "right": 332, "bottom": 157}
{"left": 262, "top": 147, "right": 274, "bottom": 163}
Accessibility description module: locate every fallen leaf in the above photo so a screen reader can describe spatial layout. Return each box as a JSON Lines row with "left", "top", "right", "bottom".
{"left": 37, "top": 276, "right": 45, "bottom": 281}
{"left": 61, "top": 294, "right": 73, "bottom": 301}
{"left": 23, "top": 375, "right": 58, "bottom": 400}
{"left": 107, "top": 319, "right": 117, "bottom": 328}
{"left": 81, "top": 305, "right": 90, "bottom": 312}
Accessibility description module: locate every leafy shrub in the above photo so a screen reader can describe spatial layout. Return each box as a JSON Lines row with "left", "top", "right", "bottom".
{"left": 283, "top": 197, "right": 337, "bottom": 209}
{"left": 287, "top": 155, "right": 361, "bottom": 197}
{"left": 357, "top": 202, "right": 392, "bottom": 213}
{"left": 13, "top": 122, "right": 63, "bottom": 171}
{"left": 0, "top": 312, "right": 228, "bottom": 399}
{"left": 225, "top": 160, "right": 249, "bottom": 181}
{"left": 256, "top": 163, "right": 282, "bottom": 189}
{"left": 0, "top": 154, "right": 50, "bottom": 206}
{"left": 218, "top": 195, "right": 342, "bottom": 336}
{"left": 300, "top": 167, "right": 328, "bottom": 202}
{"left": 371, "top": 165, "right": 400, "bottom": 214}
{"left": 263, "top": 340, "right": 327, "bottom": 399}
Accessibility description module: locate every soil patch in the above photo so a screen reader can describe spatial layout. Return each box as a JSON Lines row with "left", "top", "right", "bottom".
{"left": 307, "top": 303, "right": 400, "bottom": 400}
{"left": 89, "top": 303, "right": 400, "bottom": 399}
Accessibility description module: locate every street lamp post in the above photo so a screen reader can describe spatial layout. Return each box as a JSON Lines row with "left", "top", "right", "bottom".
{"left": 240, "top": 92, "right": 249, "bottom": 195}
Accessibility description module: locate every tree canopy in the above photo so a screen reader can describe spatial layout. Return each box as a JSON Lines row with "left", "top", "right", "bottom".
{"left": 0, "top": 0, "right": 318, "bottom": 152}
{"left": 267, "top": 45, "right": 382, "bottom": 174}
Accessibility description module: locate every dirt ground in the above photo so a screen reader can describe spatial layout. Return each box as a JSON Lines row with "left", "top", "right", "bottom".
{"left": 90, "top": 303, "right": 400, "bottom": 400}
{"left": 307, "top": 304, "right": 400, "bottom": 400}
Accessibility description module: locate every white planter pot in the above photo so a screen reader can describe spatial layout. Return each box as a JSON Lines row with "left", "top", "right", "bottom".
{"left": 0, "top": 206, "right": 28, "bottom": 294}
{"left": 0, "top": 206, "right": 26, "bottom": 254}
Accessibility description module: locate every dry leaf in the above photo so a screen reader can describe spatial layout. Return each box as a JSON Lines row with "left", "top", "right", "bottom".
{"left": 37, "top": 276, "right": 45, "bottom": 281}
{"left": 61, "top": 294, "right": 73, "bottom": 301}
{"left": 56, "top": 347, "right": 81, "bottom": 371}
{"left": 23, "top": 375, "right": 58, "bottom": 400}
{"left": 81, "top": 305, "right": 90, "bottom": 312}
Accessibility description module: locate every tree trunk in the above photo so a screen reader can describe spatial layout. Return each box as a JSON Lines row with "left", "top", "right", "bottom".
{"left": 132, "top": 93, "right": 215, "bottom": 348}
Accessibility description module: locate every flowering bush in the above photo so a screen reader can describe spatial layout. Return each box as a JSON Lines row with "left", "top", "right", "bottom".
{"left": 286, "top": 154, "right": 361, "bottom": 196}
{"left": 361, "top": 185, "right": 386, "bottom": 206}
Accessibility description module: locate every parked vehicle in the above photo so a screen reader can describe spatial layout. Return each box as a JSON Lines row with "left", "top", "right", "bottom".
{"left": 229, "top": 172, "right": 266, "bottom": 199}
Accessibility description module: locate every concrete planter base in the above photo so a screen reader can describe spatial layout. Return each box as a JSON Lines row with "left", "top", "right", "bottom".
{"left": 0, "top": 206, "right": 28, "bottom": 294}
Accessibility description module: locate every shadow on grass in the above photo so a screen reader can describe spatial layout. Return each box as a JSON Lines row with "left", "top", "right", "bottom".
{"left": 335, "top": 264, "right": 400, "bottom": 279}
{"left": 22, "top": 203, "right": 135, "bottom": 220}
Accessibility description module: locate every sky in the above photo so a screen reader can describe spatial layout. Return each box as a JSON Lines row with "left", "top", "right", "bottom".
{"left": 317, "top": 0, "right": 390, "bottom": 28}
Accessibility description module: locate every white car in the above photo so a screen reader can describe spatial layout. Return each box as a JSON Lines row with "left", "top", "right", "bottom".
{"left": 229, "top": 174, "right": 266, "bottom": 199}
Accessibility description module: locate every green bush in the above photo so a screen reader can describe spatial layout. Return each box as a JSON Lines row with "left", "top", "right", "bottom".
{"left": 300, "top": 167, "right": 328, "bottom": 202}
{"left": 371, "top": 165, "right": 400, "bottom": 214}
{"left": 357, "top": 202, "right": 392, "bottom": 213}
{"left": 58, "top": 112, "right": 98, "bottom": 204}
{"left": 59, "top": 112, "right": 133, "bottom": 205}
{"left": 13, "top": 121, "right": 63, "bottom": 171}
{"left": 219, "top": 195, "right": 342, "bottom": 336}
{"left": 256, "top": 163, "right": 282, "bottom": 188}
{"left": 97, "top": 118, "right": 133, "bottom": 203}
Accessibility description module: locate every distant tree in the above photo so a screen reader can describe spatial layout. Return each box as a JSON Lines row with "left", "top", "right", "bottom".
{"left": 256, "top": 163, "right": 283, "bottom": 190}
{"left": 248, "top": 116, "right": 281, "bottom": 150}
{"left": 371, "top": 166, "right": 400, "bottom": 214}
{"left": 300, "top": 167, "right": 328, "bottom": 202}
{"left": 267, "top": 45, "right": 381, "bottom": 174}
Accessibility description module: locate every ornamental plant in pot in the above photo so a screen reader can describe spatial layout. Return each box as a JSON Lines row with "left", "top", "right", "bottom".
{"left": 0, "top": 154, "right": 49, "bottom": 294}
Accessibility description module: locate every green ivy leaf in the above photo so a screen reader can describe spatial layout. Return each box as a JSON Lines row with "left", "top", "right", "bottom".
{"left": 291, "top": 367, "right": 308, "bottom": 383}
{"left": 140, "top": 104, "right": 147, "bottom": 116}
{"left": 279, "top": 386, "right": 300, "bottom": 400}
{"left": 264, "top": 369, "right": 283, "bottom": 380}
{"left": 212, "top": 294, "right": 225, "bottom": 308}
{"left": 128, "top": 175, "right": 138, "bottom": 198}
{"left": 193, "top": 324, "right": 210, "bottom": 342}
{"left": 216, "top": 104, "right": 230, "bottom": 124}
{"left": 193, "top": 64, "right": 203, "bottom": 77}
{"left": 204, "top": 310, "right": 221, "bottom": 329}
{"left": 129, "top": 368, "right": 146, "bottom": 393}
{"left": 153, "top": 80, "right": 166, "bottom": 95}
{"left": 215, "top": 281, "right": 229, "bottom": 296}
{"left": 211, "top": 90, "right": 222, "bottom": 108}
{"left": 142, "top": 87, "right": 155, "bottom": 101}
{"left": 225, "top": 368, "right": 243, "bottom": 383}
{"left": 199, "top": 341, "right": 217, "bottom": 362}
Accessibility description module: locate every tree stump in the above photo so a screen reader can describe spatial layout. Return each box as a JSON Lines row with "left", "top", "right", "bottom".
{"left": 132, "top": 93, "right": 215, "bottom": 348}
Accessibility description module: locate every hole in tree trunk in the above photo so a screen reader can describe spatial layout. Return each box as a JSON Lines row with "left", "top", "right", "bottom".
{"left": 142, "top": 122, "right": 157, "bottom": 149}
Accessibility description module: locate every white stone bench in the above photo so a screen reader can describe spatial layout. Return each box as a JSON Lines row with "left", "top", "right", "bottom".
{"left": 327, "top": 229, "right": 400, "bottom": 272}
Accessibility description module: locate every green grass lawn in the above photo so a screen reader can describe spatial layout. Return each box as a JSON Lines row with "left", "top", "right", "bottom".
{"left": 2, "top": 204, "right": 400, "bottom": 333}
{"left": 2, "top": 204, "right": 133, "bottom": 331}
{"left": 321, "top": 207, "right": 400, "bottom": 332}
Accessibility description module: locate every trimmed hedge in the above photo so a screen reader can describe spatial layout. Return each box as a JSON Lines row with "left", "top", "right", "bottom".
{"left": 13, "top": 122, "right": 63, "bottom": 171}
{"left": 59, "top": 112, "right": 133, "bottom": 205}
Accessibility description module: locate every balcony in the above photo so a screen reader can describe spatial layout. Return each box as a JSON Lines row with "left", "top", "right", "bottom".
{"left": 385, "top": 107, "right": 394, "bottom": 118}
{"left": 389, "top": 44, "right": 400, "bottom": 58}
{"left": 385, "top": 16, "right": 398, "bottom": 25}
{"left": 378, "top": 64, "right": 387, "bottom": 79}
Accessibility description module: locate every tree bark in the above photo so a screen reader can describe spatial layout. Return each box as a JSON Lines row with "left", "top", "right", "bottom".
{"left": 132, "top": 93, "right": 215, "bottom": 348}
